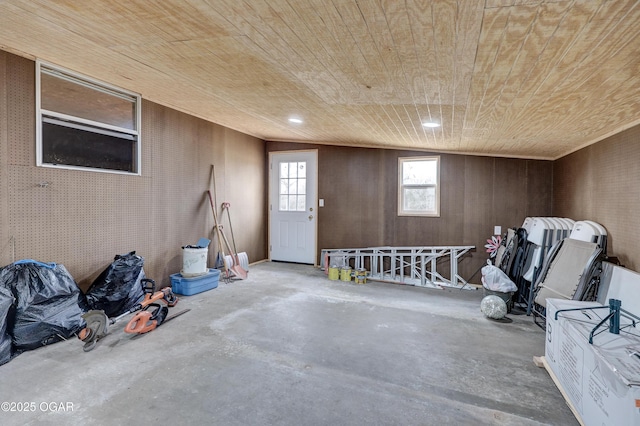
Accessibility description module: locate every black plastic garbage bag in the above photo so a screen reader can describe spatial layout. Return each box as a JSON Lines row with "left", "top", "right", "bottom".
{"left": 0, "top": 260, "right": 87, "bottom": 351}
{"left": 85, "top": 252, "right": 145, "bottom": 318}
{"left": 0, "top": 285, "right": 15, "bottom": 365}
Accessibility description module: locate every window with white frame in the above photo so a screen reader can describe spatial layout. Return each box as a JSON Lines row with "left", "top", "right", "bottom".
{"left": 36, "top": 61, "right": 141, "bottom": 174}
{"left": 279, "top": 161, "right": 307, "bottom": 211}
{"left": 398, "top": 156, "right": 440, "bottom": 216}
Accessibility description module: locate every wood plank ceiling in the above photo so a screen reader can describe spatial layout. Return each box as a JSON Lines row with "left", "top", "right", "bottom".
{"left": 0, "top": 0, "right": 639, "bottom": 159}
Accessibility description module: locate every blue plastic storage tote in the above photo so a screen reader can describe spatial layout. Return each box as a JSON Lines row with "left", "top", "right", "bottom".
{"left": 170, "top": 268, "right": 220, "bottom": 296}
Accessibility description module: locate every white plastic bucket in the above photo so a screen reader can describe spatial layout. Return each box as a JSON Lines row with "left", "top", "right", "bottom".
{"left": 182, "top": 247, "right": 208, "bottom": 277}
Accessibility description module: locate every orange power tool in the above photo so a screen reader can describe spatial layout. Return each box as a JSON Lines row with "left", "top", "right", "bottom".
{"left": 78, "top": 278, "right": 187, "bottom": 351}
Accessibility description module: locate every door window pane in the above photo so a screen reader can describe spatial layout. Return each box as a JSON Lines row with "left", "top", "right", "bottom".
{"left": 297, "top": 179, "right": 306, "bottom": 194}
{"left": 280, "top": 179, "right": 289, "bottom": 194}
{"left": 279, "top": 195, "right": 288, "bottom": 210}
{"left": 296, "top": 195, "right": 306, "bottom": 211}
{"left": 279, "top": 161, "right": 307, "bottom": 211}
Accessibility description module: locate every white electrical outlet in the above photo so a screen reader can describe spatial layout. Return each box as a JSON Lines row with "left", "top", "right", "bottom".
{"left": 319, "top": 199, "right": 324, "bottom": 207}
{"left": 494, "top": 226, "right": 502, "bottom": 235}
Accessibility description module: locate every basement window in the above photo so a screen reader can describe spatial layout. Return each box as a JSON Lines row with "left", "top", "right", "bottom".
{"left": 36, "top": 61, "right": 141, "bottom": 175}
{"left": 398, "top": 156, "right": 440, "bottom": 217}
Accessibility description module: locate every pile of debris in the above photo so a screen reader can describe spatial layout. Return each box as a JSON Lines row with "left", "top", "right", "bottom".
{"left": 0, "top": 252, "right": 182, "bottom": 365}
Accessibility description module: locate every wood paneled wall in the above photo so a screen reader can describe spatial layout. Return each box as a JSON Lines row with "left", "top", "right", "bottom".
{"left": 267, "top": 142, "right": 553, "bottom": 281}
{"left": 0, "top": 51, "right": 267, "bottom": 290}
{"left": 554, "top": 124, "right": 640, "bottom": 271}
{"left": 18, "top": 42, "right": 640, "bottom": 289}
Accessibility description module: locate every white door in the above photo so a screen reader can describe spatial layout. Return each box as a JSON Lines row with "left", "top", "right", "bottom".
{"left": 269, "top": 150, "right": 317, "bottom": 264}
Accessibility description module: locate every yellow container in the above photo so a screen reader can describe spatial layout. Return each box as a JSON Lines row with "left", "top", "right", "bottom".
{"left": 328, "top": 266, "right": 339, "bottom": 280}
{"left": 354, "top": 268, "right": 367, "bottom": 284}
{"left": 340, "top": 267, "right": 352, "bottom": 282}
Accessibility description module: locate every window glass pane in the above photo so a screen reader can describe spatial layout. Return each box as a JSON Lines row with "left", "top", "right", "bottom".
{"left": 296, "top": 195, "right": 306, "bottom": 211}
{"left": 280, "top": 162, "right": 289, "bottom": 179}
{"left": 279, "top": 195, "right": 288, "bottom": 210}
{"left": 298, "top": 162, "right": 306, "bottom": 178}
{"left": 402, "top": 160, "right": 437, "bottom": 185}
{"left": 288, "top": 195, "right": 297, "bottom": 210}
{"left": 38, "top": 63, "right": 140, "bottom": 174}
{"left": 288, "top": 180, "right": 297, "bottom": 195}
{"left": 42, "top": 121, "right": 134, "bottom": 172}
{"left": 41, "top": 71, "right": 136, "bottom": 130}
{"left": 403, "top": 187, "right": 436, "bottom": 212}
{"left": 289, "top": 162, "right": 298, "bottom": 178}
{"left": 280, "top": 178, "right": 289, "bottom": 195}
{"left": 398, "top": 156, "right": 439, "bottom": 216}
{"left": 297, "top": 178, "right": 306, "bottom": 195}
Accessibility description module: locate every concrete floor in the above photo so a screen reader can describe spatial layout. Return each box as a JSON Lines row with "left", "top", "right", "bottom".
{"left": 0, "top": 261, "right": 577, "bottom": 425}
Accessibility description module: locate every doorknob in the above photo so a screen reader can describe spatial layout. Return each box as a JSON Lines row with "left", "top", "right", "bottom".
{"left": 308, "top": 215, "right": 314, "bottom": 221}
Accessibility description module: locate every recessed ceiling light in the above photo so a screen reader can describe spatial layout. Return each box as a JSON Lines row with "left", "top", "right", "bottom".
{"left": 289, "top": 117, "right": 303, "bottom": 124}
{"left": 422, "top": 122, "right": 440, "bottom": 128}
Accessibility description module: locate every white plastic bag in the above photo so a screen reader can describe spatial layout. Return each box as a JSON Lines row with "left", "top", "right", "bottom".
{"left": 481, "top": 260, "right": 517, "bottom": 293}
